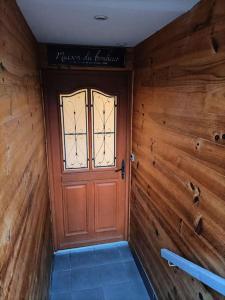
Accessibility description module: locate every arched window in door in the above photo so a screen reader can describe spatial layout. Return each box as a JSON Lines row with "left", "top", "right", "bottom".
{"left": 59, "top": 88, "right": 117, "bottom": 170}
{"left": 60, "top": 89, "right": 88, "bottom": 169}
{"left": 91, "top": 89, "right": 117, "bottom": 168}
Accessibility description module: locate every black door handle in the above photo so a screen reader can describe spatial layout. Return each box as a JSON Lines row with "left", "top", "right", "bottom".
{"left": 115, "top": 160, "right": 125, "bottom": 179}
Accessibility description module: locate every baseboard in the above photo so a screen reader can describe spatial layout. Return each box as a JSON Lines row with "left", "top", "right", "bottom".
{"left": 129, "top": 243, "right": 158, "bottom": 300}
{"left": 54, "top": 241, "right": 129, "bottom": 255}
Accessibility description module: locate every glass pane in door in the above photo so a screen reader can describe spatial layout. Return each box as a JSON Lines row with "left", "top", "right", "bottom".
{"left": 91, "top": 89, "right": 117, "bottom": 168}
{"left": 60, "top": 89, "right": 88, "bottom": 169}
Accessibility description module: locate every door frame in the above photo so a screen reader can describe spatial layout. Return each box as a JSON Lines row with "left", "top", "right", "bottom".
{"left": 42, "top": 69, "right": 132, "bottom": 250}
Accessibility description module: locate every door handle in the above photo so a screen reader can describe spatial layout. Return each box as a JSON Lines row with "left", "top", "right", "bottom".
{"left": 115, "top": 160, "right": 125, "bottom": 179}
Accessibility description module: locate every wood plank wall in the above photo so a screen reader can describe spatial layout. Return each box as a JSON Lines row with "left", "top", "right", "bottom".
{"left": 0, "top": 1, "right": 52, "bottom": 299}
{"left": 130, "top": 0, "right": 225, "bottom": 299}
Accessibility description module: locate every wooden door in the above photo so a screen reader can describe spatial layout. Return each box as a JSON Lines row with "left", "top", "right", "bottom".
{"left": 43, "top": 70, "right": 131, "bottom": 250}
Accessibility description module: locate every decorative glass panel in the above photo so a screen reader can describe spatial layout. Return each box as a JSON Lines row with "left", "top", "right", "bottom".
{"left": 91, "top": 89, "right": 117, "bottom": 168}
{"left": 60, "top": 90, "right": 88, "bottom": 169}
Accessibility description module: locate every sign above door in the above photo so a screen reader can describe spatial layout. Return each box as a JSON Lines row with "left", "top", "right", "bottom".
{"left": 47, "top": 44, "right": 126, "bottom": 68}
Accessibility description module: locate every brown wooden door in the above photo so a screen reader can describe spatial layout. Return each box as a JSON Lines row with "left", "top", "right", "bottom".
{"left": 43, "top": 70, "right": 130, "bottom": 250}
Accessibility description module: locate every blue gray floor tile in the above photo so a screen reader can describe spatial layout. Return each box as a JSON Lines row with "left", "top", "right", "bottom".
{"left": 50, "top": 242, "right": 150, "bottom": 300}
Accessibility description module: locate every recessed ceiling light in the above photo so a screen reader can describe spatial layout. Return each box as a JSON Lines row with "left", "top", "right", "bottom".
{"left": 116, "top": 43, "right": 127, "bottom": 47}
{"left": 94, "top": 15, "right": 108, "bottom": 21}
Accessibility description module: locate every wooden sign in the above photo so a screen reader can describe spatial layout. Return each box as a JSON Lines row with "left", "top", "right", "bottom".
{"left": 47, "top": 45, "right": 126, "bottom": 67}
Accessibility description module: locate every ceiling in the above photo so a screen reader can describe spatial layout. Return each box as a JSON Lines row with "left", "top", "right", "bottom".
{"left": 16, "top": 0, "right": 199, "bottom": 47}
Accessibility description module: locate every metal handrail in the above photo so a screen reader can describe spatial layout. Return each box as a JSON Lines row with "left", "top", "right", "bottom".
{"left": 161, "top": 249, "right": 225, "bottom": 296}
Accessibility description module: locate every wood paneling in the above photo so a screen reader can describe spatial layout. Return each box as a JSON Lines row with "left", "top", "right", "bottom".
{"left": 63, "top": 184, "right": 89, "bottom": 235}
{"left": 95, "top": 181, "right": 118, "bottom": 232}
{"left": 130, "top": 0, "right": 225, "bottom": 299}
{"left": 0, "top": 1, "right": 52, "bottom": 299}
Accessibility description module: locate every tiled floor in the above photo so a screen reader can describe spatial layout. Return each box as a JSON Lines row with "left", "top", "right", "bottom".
{"left": 50, "top": 242, "right": 151, "bottom": 300}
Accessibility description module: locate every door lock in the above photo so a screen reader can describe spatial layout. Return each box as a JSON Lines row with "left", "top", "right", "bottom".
{"left": 115, "top": 160, "right": 125, "bottom": 179}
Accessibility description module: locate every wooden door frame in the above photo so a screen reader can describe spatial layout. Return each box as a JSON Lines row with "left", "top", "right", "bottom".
{"left": 42, "top": 69, "right": 132, "bottom": 250}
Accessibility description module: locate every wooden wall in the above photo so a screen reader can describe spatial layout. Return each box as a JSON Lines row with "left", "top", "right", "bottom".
{"left": 0, "top": 1, "right": 52, "bottom": 299}
{"left": 130, "top": 0, "right": 225, "bottom": 299}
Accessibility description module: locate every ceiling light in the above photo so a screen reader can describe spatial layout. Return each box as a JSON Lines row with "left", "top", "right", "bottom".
{"left": 94, "top": 15, "right": 108, "bottom": 21}
{"left": 116, "top": 43, "right": 127, "bottom": 47}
